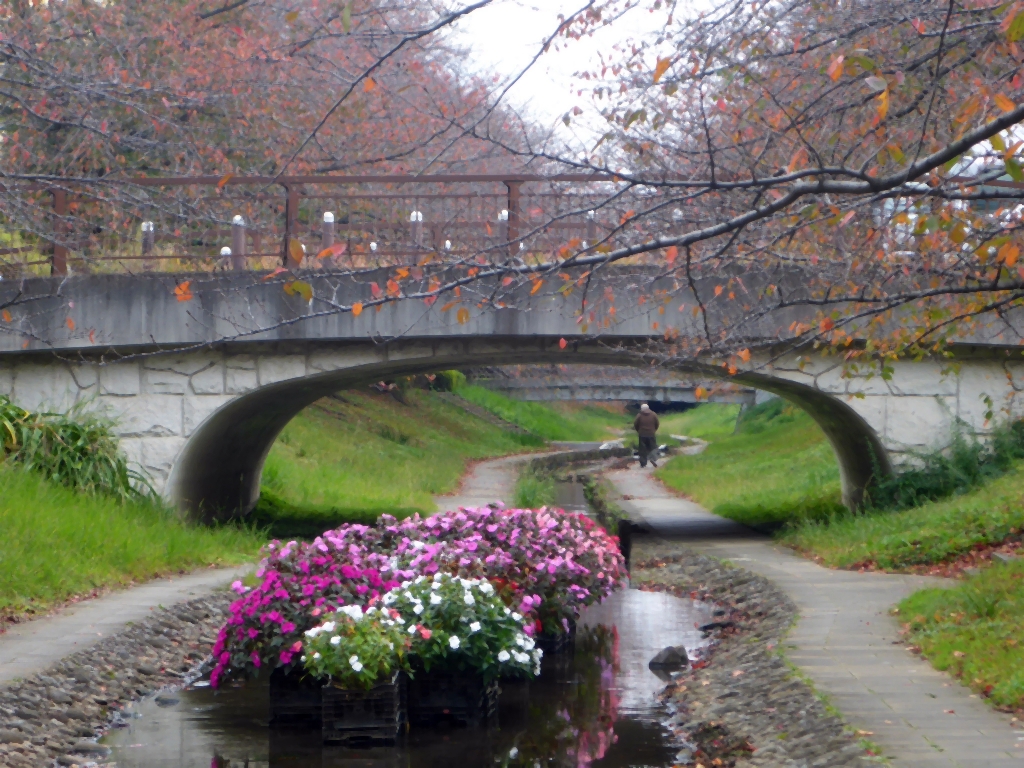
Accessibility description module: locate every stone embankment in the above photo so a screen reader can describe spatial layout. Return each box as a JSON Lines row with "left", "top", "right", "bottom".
{"left": 0, "top": 594, "right": 231, "bottom": 768}
{"left": 632, "top": 537, "right": 872, "bottom": 768}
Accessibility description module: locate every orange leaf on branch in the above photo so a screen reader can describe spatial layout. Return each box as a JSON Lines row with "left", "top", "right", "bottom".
{"left": 351, "top": 302, "right": 363, "bottom": 316}
{"left": 1, "top": 310, "right": 11, "bottom": 323}
{"left": 316, "top": 242, "right": 347, "bottom": 260}
{"left": 456, "top": 307, "right": 470, "bottom": 324}
{"left": 827, "top": 55, "right": 845, "bottom": 81}
{"left": 652, "top": 57, "right": 671, "bottom": 84}
{"left": 530, "top": 279, "right": 544, "bottom": 295}
{"left": 174, "top": 281, "right": 193, "bottom": 302}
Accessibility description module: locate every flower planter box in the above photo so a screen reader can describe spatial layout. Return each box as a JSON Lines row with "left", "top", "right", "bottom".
{"left": 537, "top": 618, "right": 576, "bottom": 656}
{"left": 406, "top": 671, "right": 499, "bottom": 727}
{"left": 322, "top": 672, "right": 405, "bottom": 746}
{"left": 269, "top": 667, "right": 322, "bottom": 728}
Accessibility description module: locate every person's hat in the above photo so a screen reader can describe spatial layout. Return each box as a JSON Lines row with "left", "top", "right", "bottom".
{"left": 640, "top": 403, "right": 650, "bottom": 411}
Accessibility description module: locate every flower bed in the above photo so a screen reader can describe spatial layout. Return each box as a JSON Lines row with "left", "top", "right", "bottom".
{"left": 211, "top": 504, "right": 626, "bottom": 717}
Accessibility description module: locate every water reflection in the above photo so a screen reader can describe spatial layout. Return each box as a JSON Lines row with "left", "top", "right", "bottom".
{"left": 105, "top": 590, "right": 712, "bottom": 768}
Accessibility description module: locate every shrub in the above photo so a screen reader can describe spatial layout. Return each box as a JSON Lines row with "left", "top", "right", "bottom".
{"left": 0, "top": 395, "right": 149, "bottom": 500}
{"left": 866, "top": 419, "right": 1024, "bottom": 510}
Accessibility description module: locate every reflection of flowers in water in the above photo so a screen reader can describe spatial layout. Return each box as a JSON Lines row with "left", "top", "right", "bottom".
{"left": 504, "top": 624, "right": 621, "bottom": 767}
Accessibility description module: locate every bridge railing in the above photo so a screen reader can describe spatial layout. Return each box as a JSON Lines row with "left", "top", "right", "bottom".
{"left": 0, "top": 174, "right": 643, "bottom": 277}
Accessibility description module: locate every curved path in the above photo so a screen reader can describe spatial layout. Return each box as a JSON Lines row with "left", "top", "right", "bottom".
{"left": 0, "top": 566, "right": 249, "bottom": 685}
{"left": 607, "top": 466, "right": 1024, "bottom": 768}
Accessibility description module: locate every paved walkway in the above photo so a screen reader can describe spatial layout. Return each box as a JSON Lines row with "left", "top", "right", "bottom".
{"left": 0, "top": 566, "right": 249, "bottom": 685}
{"left": 607, "top": 466, "right": 1024, "bottom": 767}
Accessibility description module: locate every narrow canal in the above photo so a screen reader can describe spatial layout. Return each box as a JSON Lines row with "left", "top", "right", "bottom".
{"left": 104, "top": 482, "right": 714, "bottom": 767}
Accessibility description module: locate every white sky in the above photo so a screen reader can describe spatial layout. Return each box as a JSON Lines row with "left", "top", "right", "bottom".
{"left": 450, "top": 0, "right": 668, "bottom": 146}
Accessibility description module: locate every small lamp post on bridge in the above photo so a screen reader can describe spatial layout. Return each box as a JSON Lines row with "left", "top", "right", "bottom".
{"left": 322, "top": 212, "right": 336, "bottom": 268}
{"left": 409, "top": 210, "right": 424, "bottom": 248}
{"left": 141, "top": 221, "right": 155, "bottom": 270}
{"left": 231, "top": 215, "right": 246, "bottom": 271}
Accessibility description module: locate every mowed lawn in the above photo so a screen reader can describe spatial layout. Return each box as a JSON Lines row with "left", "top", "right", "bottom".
{"left": 655, "top": 400, "right": 844, "bottom": 530}
{"left": 0, "top": 464, "right": 260, "bottom": 620}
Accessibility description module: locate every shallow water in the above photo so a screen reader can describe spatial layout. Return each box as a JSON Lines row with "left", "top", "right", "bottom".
{"left": 104, "top": 590, "right": 713, "bottom": 768}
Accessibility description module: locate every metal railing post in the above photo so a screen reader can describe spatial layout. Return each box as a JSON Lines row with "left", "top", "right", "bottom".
{"left": 51, "top": 188, "right": 68, "bottom": 276}
{"left": 231, "top": 215, "right": 247, "bottom": 270}
{"left": 322, "top": 212, "right": 335, "bottom": 268}
{"left": 141, "top": 221, "right": 155, "bottom": 270}
{"left": 409, "top": 210, "right": 423, "bottom": 248}
{"left": 505, "top": 180, "right": 521, "bottom": 257}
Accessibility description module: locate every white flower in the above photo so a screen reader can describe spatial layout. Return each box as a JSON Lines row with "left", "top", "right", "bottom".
{"left": 497, "top": 650, "right": 511, "bottom": 662}
{"left": 304, "top": 627, "right": 322, "bottom": 638}
{"left": 388, "top": 642, "right": 394, "bottom": 650}
{"left": 349, "top": 655, "right": 360, "bottom": 665}
{"left": 404, "top": 591, "right": 414, "bottom": 600}
{"left": 365, "top": 606, "right": 377, "bottom": 616}
{"left": 433, "top": 572, "right": 443, "bottom": 582}
{"left": 322, "top": 621, "right": 336, "bottom": 632}
{"left": 395, "top": 617, "right": 405, "bottom": 624}
{"left": 479, "top": 583, "right": 494, "bottom": 594}
{"left": 431, "top": 582, "right": 442, "bottom": 591}
{"left": 411, "top": 542, "right": 425, "bottom": 551}
{"left": 414, "top": 603, "right": 424, "bottom": 615}
{"left": 401, "top": 581, "right": 411, "bottom": 588}
{"left": 464, "top": 592, "right": 475, "bottom": 606}
{"left": 430, "top": 593, "right": 443, "bottom": 605}
{"left": 330, "top": 636, "right": 341, "bottom": 646}
{"left": 532, "top": 649, "right": 543, "bottom": 662}
{"left": 351, "top": 660, "right": 363, "bottom": 672}
{"left": 511, "top": 612, "right": 522, "bottom": 622}
{"left": 414, "top": 575, "right": 425, "bottom": 582}
{"left": 409, "top": 625, "right": 418, "bottom": 634}
{"left": 338, "top": 606, "right": 363, "bottom": 622}
{"left": 515, "top": 634, "right": 526, "bottom": 647}
{"left": 469, "top": 621, "right": 481, "bottom": 633}
{"left": 449, "top": 635, "right": 461, "bottom": 650}
{"left": 503, "top": 607, "right": 511, "bottom": 615}
{"left": 513, "top": 651, "right": 529, "bottom": 664}
{"left": 383, "top": 593, "right": 397, "bottom": 605}
{"left": 300, "top": 655, "right": 307, "bottom": 662}
{"left": 313, "top": 652, "right": 322, "bottom": 660}
{"left": 509, "top": 747, "right": 519, "bottom": 759}
{"left": 523, "top": 636, "right": 535, "bottom": 651}
{"left": 385, "top": 620, "right": 395, "bottom": 627}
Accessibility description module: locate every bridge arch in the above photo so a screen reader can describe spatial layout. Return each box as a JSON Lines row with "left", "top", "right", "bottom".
{"left": 161, "top": 340, "right": 888, "bottom": 520}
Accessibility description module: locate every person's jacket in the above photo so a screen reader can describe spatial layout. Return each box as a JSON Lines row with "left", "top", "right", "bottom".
{"left": 633, "top": 411, "right": 660, "bottom": 437}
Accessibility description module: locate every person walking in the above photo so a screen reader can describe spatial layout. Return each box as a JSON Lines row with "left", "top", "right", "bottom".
{"left": 633, "top": 403, "right": 660, "bottom": 468}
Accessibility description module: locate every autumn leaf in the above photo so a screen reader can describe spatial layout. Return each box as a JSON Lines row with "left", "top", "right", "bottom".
{"left": 738, "top": 348, "right": 751, "bottom": 362}
{"left": 995, "top": 94, "right": 1017, "bottom": 113}
{"left": 216, "top": 173, "right": 234, "bottom": 190}
{"left": 395, "top": 267, "right": 409, "bottom": 278}
{"left": 820, "top": 317, "right": 835, "bottom": 332}
{"left": 1006, "top": 10, "right": 1024, "bottom": 42}
{"left": 174, "top": 281, "right": 193, "bottom": 302}
{"left": 352, "top": 302, "right": 363, "bottom": 316}
{"left": 998, "top": 242, "right": 1020, "bottom": 266}
{"left": 666, "top": 245, "right": 678, "bottom": 265}
{"left": 876, "top": 88, "right": 890, "bottom": 121}
{"left": 370, "top": 282, "right": 382, "bottom": 298}
{"left": 827, "top": 55, "right": 845, "bottom": 81}
{"left": 652, "top": 57, "right": 671, "bottom": 84}
{"left": 950, "top": 222, "right": 968, "bottom": 244}
{"left": 694, "top": 386, "right": 708, "bottom": 400}
{"left": 66, "top": 317, "right": 75, "bottom": 331}
{"left": 502, "top": 276, "right": 514, "bottom": 286}
{"left": 1006, "top": 158, "right": 1024, "bottom": 183}
{"left": 456, "top": 307, "right": 470, "bottom": 324}
{"left": 559, "top": 338, "right": 568, "bottom": 349}
{"left": 283, "top": 280, "right": 313, "bottom": 302}
{"left": 363, "top": 77, "right": 376, "bottom": 93}
{"left": 288, "top": 238, "right": 305, "bottom": 265}
{"left": 714, "top": 285, "right": 724, "bottom": 297}
{"left": 285, "top": 10, "right": 298, "bottom": 23}
{"left": 316, "top": 242, "right": 347, "bottom": 260}
{"left": 440, "top": 301, "right": 457, "bottom": 312}
{"left": 1, "top": 310, "right": 11, "bottom": 323}
{"left": 787, "top": 147, "right": 808, "bottom": 173}
{"left": 262, "top": 267, "right": 289, "bottom": 281}
{"left": 530, "top": 279, "right": 544, "bottom": 295}
{"left": 341, "top": 2, "right": 352, "bottom": 32}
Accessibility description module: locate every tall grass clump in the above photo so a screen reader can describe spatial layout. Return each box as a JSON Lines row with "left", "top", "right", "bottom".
{"left": 1, "top": 395, "right": 150, "bottom": 500}
{"left": 866, "top": 420, "right": 1024, "bottom": 511}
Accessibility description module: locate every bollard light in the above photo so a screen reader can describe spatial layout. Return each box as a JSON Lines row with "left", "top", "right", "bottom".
{"left": 445, "top": 239, "right": 452, "bottom": 251}
{"left": 586, "top": 210, "right": 595, "bottom": 219}
{"left": 498, "top": 210, "right": 509, "bottom": 222}
{"left": 370, "top": 241, "right": 378, "bottom": 252}
{"left": 409, "top": 210, "right": 423, "bottom": 223}
{"left": 232, "top": 215, "right": 245, "bottom": 226}
{"left": 324, "top": 211, "right": 335, "bottom": 223}
{"left": 220, "top": 246, "right": 232, "bottom": 257}
{"left": 142, "top": 221, "right": 154, "bottom": 232}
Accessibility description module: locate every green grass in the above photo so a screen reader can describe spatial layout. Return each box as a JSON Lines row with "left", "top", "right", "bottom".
{"left": 455, "top": 385, "right": 623, "bottom": 442}
{"left": 254, "top": 388, "right": 539, "bottom": 537}
{"left": 782, "top": 465, "right": 1024, "bottom": 569}
{"left": 898, "top": 560, "right": 1024, "bottom": 710}
{"left": 0, "top": 462, "right": 261, "bottom": 619}
{"left": 657, "top": 403, "right": 742, "bottom": 441}
{"left": 655, "top": 400, "right": 844, "bottom": 529}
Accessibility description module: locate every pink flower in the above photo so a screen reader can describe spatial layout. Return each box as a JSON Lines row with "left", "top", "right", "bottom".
{"left": 250, "top": 652, "right": 262, "bottom": 668}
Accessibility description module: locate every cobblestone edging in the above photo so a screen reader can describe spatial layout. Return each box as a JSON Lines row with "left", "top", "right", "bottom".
{"left": 631, "top": 538, "right": 875, "bottom": 768}
{"left": 0, "top": 594, "right": 232, "bottom": 768}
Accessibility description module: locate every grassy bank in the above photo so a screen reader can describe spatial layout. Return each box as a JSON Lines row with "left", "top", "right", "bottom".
{"left": 655, "top": 400, "right": 844, "bottom": 529}
{"left": 782, "top": 465, "right": 1024, "bottom": 569}
{"left": 898, "top": 560, "right": 1024, "bottom": 711}
{"left": 455, "top": 385, "right": 624, "bottom": 441}
{"left": 255, "top": 388, "right": 540, "bottom": 537}
{"left": 0, "top": 463, "right": 260, "bottom": 620}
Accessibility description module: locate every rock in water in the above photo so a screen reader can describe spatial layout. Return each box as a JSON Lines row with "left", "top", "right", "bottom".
{"left": 648, "top": 645, "right": 689, "bottom": 670}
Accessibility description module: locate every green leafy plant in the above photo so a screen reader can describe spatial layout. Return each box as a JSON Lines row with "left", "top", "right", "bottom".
{"left": 301, "top": 607, "right": 412, "bottom": 690}
{"left": 0, "top": 395, "right": 150, "bottom": 501}
{"left": 386, "top": 573, "right": 541, "bottom": 683}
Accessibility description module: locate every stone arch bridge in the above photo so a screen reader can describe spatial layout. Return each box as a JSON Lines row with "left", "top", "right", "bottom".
{"left": 1, "top": 272, "right": 1021, "bottom": 519}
